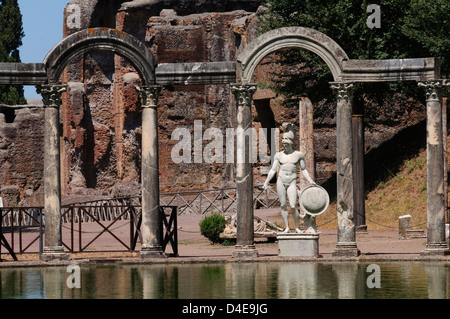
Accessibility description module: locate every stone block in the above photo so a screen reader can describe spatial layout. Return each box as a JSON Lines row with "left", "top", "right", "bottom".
{"left": 398, "top": 214, "right": 426, "bottom": 239}
{"left": 232, "top": 245, "right": 258, "bottom": 258}
{"left": 277, "top": 233, "right": 319, "bottom": 257}
{"left": 332, "top": 242, "right": 360, "bottom": 257}
{"left": 398, "top": 214, "right": 412, "bottom": 239}
{"left": 40, "top": 246, "right": 70, "bottom": 261}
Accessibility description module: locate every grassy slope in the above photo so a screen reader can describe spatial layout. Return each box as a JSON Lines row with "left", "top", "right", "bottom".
{"left": 316, "top": 143, "right": 434, "bottom": 231}
{"left": 364, "top": 148, "right": 428, "bottom": 230}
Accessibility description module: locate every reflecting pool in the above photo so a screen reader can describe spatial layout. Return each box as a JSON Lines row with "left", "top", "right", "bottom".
{"left": 0, "top": 262, "right": 448, "bottom": 299}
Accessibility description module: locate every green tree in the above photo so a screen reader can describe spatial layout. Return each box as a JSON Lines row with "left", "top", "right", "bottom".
{"left": 257, "top": 0, "right": 448, "bottom": 122}
{"left": 402, "top": 0, "right": 450, "bottom": 78}
{"left": 0, "top": 0, "right": 26, "bottom": 105}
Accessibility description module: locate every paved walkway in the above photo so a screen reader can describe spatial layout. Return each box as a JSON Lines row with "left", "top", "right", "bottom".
{"left": 0, "top": 208, "right": 448, "bottom": 266}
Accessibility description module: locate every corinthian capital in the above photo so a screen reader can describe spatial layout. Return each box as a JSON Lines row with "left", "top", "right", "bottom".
{"left": 136, "top": 85, "right": 162, "bottom": 108}
{"left": 418, "top": 80, "right": 443, "bottom": 101}
{"left": 330, "top": 82, "right": 355, "bottom": 103}
{"left": 36, "top": 85, "right": 67, "bottom": 108}
{"left": 230, "top": 83, "right": 257, "bottom": 107}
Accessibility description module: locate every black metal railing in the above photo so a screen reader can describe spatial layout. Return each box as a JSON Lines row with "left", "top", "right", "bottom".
{"left": 0, "top": 207, "right": 43, "bottom": 258}
{"left": 60, "top": 202, "right": 142, "bottom": 253}
{"left": 0, "top": 185, "right": 278, "bottom": 259}
{"left": 160, "top": 185, "right": 280, "bottom": 215}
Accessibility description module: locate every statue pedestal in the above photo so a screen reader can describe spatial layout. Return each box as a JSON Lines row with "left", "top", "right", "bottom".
{"left": 277, "top": 232, "right": 319, "bottom": 257}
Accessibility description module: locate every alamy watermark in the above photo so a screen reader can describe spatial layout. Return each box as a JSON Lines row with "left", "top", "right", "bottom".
{"left": 66, "top": 264, "right": 81, "bottom": 289}
{"left": 367, "top": 4, "right": 381, "bottom": 29}
{"left": 366, "top": 264, "right": 381, "bottom": 288}
{"left": 66, "top": 4, "right": 81, "bottom": 29}
{"left": 171, "top": 120, "right": 280, "bottom": 164}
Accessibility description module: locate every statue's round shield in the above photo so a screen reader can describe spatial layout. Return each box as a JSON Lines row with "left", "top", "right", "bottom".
{"left": 299, "top": 185, "right": 330, "bottom": 216}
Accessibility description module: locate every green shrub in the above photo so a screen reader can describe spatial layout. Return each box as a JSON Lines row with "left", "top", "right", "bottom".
{"left": 199, "top": 213, "right": 226, "bottom": 244}
{"left": 221, "top": 239, "right": 235, "bottom": 246}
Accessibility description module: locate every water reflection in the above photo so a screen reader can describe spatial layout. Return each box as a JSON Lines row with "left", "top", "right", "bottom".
{"left": 0, "top": 262, "right": 448, "bottom": 299}
{"left": 423, "top": 263, "right": 448, "bottom": 299}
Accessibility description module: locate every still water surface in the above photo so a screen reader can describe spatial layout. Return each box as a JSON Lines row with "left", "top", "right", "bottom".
{"left": 0, "top": 262, "right": 448, "bottom": 299}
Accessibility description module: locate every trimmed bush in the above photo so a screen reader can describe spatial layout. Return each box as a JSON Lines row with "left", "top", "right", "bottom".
{"left": 199, "top": 213, "right": 227, "bottom": 244}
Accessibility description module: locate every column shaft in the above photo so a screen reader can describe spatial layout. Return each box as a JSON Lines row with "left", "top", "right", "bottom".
{"left": 419, "top": 80, "right": 449, "bottom": 255}
{"left": 444, "top": 97, "right": 448, "bottom": 224}
{"left": 330, "top": 82, "right": 360, "bottom": 257}
{"left": 299, "top": 97, "right": 316, "bottom": 230}
{"left": 37, "top": 85, "right": 69, "bottom": 261}
{"left": 137, "top": 86, "right": 164, "bottom": 258}
{"left": 231, "top": 83, "right": 258, "bottom": 258}
{"left": 299, "top": 97, "right": 315, "bottom": 187}
{"left": 352, "top": 114, "right": 367, "bottom": 232}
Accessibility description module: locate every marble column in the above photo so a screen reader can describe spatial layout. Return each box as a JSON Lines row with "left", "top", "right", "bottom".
{"left": 330, "top": 82, "right": 360, "bottom": 257}
{"left": 37, "top": 84, "right": 69, "bottom": 261}
{"left": 444, "top": 96, "right": 449, "bottom": 224}
{"left": 230, "top": 83, "right": 258, "bottom": 258}
{"left": 418, "top": 80, "right": 449, "bottom": 256}
{"left": 299, "top": 97, "right": 316, "bottom": 230}
{"left": 136, "top": 85, "right": 164, "bottom": 258}
{"left": 352, "top": 114, "right": 367, "bottom": 232}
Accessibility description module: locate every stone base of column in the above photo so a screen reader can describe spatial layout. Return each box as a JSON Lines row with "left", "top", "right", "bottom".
{"left": 139, "top": 245, "right": 165, "bottom": 258}
{"left": 40, "top": 246, "right": 70, "bottom": 261}
{"left": 332, "top": 242, "right": 361, "bottom": 257}
{"left": 232, "top": 245, "right": 258, "bottom": 258}
{"left": 356, "top": 225, "right": 368, "bottom": 234}
{"left": 420, "top": 243, "right": 450, "bottom": 256}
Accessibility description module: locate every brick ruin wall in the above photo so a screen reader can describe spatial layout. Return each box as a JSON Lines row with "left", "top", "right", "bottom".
{"left": 0, "top": 0, "right": 425, "bottom": 206}
{"left": 0, "top": 103, "right": 45, "bottom": 206}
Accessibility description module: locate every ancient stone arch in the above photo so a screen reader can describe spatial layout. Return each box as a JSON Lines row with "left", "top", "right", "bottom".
{"left": 37, "top": 28, "right": 161, "bottom": 260}
{"left": 44, "top": 27, "right": 156, "bottom": 85}
{"left": 237, "top": 27, "right": 349, "bottom": 84}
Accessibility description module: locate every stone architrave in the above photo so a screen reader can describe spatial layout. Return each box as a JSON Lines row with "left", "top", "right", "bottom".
{"left": 418, "top": 80, "right": 450, "bottom": 256}
{"left": 330, "top": 82, "right": 360, "bottom": 257}
{"left": 136, "top": 85, "right": 165, "bottom": 258}
{"left": 230, "top": 83, "right": 258, "bottom": 258}
{"left": 37, "top": 84, "right": 70, "bottom": 261}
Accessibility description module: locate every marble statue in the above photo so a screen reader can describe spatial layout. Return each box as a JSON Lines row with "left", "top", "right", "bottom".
{"left": 263, "top": 129, "right": 316, "bottom": 233}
